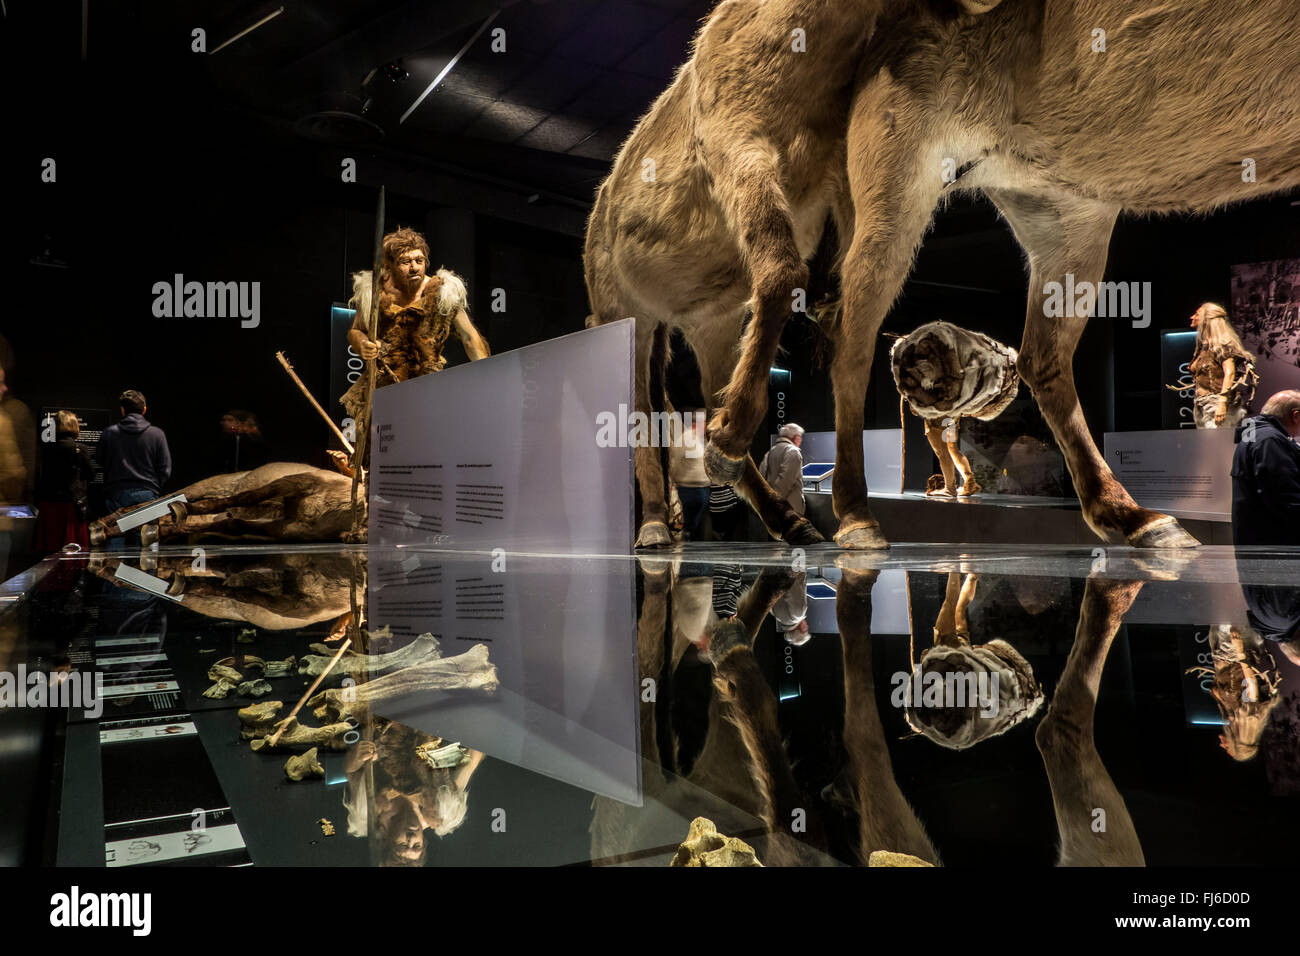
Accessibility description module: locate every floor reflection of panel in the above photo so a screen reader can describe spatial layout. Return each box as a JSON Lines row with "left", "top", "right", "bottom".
{"left": 370, "top": 554, "right": 640, "bottom": 805}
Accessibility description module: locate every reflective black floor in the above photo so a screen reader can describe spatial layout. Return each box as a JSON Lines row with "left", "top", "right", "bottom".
{"left": 2, "top": 543, "right": 1298, "bottom": 866}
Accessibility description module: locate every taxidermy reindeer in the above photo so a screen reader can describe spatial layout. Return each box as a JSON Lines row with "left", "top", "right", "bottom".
{"left": 585, "top": 0, "right": 1001, "bottom": 548}
{"left": 822, "top": 0, "right": 1300, "bottom": 549}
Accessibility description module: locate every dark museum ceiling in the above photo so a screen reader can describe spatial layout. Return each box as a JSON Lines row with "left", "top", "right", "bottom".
{"left": 5, "top": 0, "right": 1296, "bottom": 288}
{"left": 74, "top": 0, "right": 720, "bottom": 206}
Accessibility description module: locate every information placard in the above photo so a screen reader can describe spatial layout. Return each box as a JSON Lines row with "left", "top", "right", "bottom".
{"left": 1102, "top": 428, "right": 1236, "bottom": 519}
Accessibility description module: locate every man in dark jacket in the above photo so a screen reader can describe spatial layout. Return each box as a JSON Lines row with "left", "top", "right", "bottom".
{"left": 96, "top": 389, "right": 172, "bottom": 516}
{"left": 1231, "top": 390, "right": 1300, "bottom": 546}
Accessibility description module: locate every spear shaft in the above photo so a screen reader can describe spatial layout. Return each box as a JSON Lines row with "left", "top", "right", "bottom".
{"left": 350, "top": 186, "right": 385, "bottom": 538}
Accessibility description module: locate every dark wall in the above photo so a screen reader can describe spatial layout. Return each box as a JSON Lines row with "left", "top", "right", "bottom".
{"left": 4, "top": 127, "right": 588, "bottom": 495}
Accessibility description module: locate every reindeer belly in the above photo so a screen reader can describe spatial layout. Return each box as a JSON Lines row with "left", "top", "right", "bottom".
{"left": 1008, "top": 1, "right": 1300, "bottom": 208}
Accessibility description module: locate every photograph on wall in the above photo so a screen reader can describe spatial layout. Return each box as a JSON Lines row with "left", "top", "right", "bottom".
{"left": 1231, "top": 257, "right": 1300, "bottom": 401}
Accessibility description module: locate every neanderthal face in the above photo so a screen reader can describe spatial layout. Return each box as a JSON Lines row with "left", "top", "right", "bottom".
{"left": 395, "top": 249, "right": 428, "bottom": 289}
{"left": 1190, "top": 306, "right": 1206, "bottom": 329}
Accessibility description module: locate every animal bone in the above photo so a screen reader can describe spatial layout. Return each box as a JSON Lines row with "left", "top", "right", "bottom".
{"left": 238, "top": 700, "right": 284, "bottom": 739}
{"left": 249, "top": 716, "right": 352, "bottom": 753}
{"left": 868, "top": 851, "right": 934, "bottom": 868}
{"left": 221, "top": 654, "right": 266, "bottom": 674}
{"left": 263, "top": 656, "right": 296, "bottom": 679}
{"left": 285, "top": 748, "right": 325, "bottom": 781}
{"left": 670, "top": 818, "right": 762, "bottom": 868}
{"left": 202, "top": 678, "right": 238, "bottom": 699}
{"left": 237, "top": 679, "right": 273, "bottom": 698}
{"left": 415, "top": 740, "right": 468, "bottom": 770}
{"left": 207, "top": 663, "right": 243, "bottom": 684}
{"left": 298, "top": 632, "right": 441, "bottom": 678}
{"left": 310, "top": 643, "right": 498, "bottom": 723}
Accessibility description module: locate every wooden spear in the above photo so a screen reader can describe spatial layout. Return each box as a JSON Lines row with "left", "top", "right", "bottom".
{"left": 350, "top": 186, "right": 385, "bottom": 538}
{"left": 276, "top": 351, "right": 354, "bottom": 454}
{"left": 265, "top": 637, "right": 353, "bottom": 748}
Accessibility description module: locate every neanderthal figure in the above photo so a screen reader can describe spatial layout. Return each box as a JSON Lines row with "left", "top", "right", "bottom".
{"left": 890, "top": 322, "right": 1019, "bottom": 498}
{"left": 1180, "top": 303, "right": 1258, "bottom": 430}
{"left": 89, "top": 460, "right": 364, "bottom": 545}
{"left": 341, "top": 227, "right": 490, "bottom": 422}
{"left": 1188, "top": 624, "right": 1282, "bottom": 761}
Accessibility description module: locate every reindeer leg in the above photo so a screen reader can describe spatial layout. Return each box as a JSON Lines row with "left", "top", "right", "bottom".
{"left": 1036, "top": 576, "right": 1146, "bottom": 866}
{"left": 986, "top": 189, "right": 1198, "bottom": 548}
{"left": 709, "top": 571, "right": 828, "bottom": 864}
{"left": 699, "top": 142, "right": 809, "bottom": 485}
{"left": 948, "top": 437, "right": 981, "bottom": 496}
{"left": 837, "top": 565, "right": 940, "bottom": 865}
{"left": 633, "top": 323, "right": 673, "bottom": 547}
{"left": 924, "top": 420, "right": 958, "bottom": 496}
{"left": 691, "top": 322, "right": 822, "bottom": 546}
{"left": 833, "top": 76, "right": 945, "bottom": 549}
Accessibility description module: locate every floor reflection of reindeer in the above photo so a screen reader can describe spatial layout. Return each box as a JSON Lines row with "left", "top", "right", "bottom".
{"left": 697, "top": 565, "right": 1148, "bottom": 867}
{"left": 1036, "top": 577, "right": 1146, "bottom": 866}
{"left": 591, "top": 561, "right": 834, "bottom": 866}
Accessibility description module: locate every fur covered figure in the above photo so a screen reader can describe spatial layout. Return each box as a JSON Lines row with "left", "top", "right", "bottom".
{"left": 340, "top": 267, "right": 472, "bottom": 420}
{"left": 341, "top": 227, "right": 489, "bottom": 422}
{"left": 1181, "top": 303, "right": 1258, "bottom": 430}
{"left": 903, "top": 573, "right": 1044, "bottom": 751}
{"left": 1187, "top": 624, "right": 1282, "bottom": 762}
{"left": 891, "top": 322, "right": 1019, "bottom": 423}
{"left": 891, "top": 322, "right": 1019, "bottom": 497}
{"left": 904, "top": 639, "right": 1044, "bottom": 750}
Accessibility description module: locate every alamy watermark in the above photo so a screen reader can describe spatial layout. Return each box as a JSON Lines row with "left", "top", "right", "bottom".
{"left": 1043, "top": 273, "right": 1151, "bottom": 329}
{"left": 50, "top": 886, "right": 151, "bottom": 936}
{"left": 595, "top": 404, "right": 707, "bottom": 458}
{"left": 152, "top": 274, "right": 261, "bottom": 328}
{"left": 1, "top": 667, "right": 104, "bottom": 719}
{"left": 889, "top": 665, "right": 1000, "bottom": 718}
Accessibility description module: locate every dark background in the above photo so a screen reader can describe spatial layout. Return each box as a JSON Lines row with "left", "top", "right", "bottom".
{"left": 2, "top": 0, "right": 1298, "bottom": 493}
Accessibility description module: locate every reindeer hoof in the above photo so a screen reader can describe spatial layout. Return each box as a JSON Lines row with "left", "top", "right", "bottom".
{"left": 704, "top": 442, "right": 745, "bottom": 485}
{"left": 140, "top": 523, "right": 159, "bottom": 547}
{"left": 1127, "top": 515, "right": 1200, "bottom": 549}
{"left": 786, "top": 518, "right": 824, "bottom": 546}
{"left": 635, "top": 521, "right": 672, "bottom": 549}
{"left": 835, "top": 523, "right": 890, "bottom": 551}
{"left": 89, "top": 524, "right": 107, "bottom": 548}
{"left": 169, "top": 500, "right": 189, "bottom": 523}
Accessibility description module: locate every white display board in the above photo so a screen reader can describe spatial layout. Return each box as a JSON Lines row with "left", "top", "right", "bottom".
{"left": 804, "top": 569, "right": 911, "bottom": 635}
{"left": 782, "top": 429, "right": 903, "bottom": 493}
{"left": 1102, "top": 429, "right": 1235, "bottom": 520}
{"left": 371, "top": 320, "right": 636, "bottom": 554}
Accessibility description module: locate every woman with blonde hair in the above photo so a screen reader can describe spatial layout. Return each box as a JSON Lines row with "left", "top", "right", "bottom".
{"left": 1187, "top": 303, "right": 1257, "bottom": 429}
{"left": 34, "top": 410, "right": 93, "bottom": 553}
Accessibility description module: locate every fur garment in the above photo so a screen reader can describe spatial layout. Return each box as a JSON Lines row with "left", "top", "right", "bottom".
{"left": 904, "top": 638, "right": 1044, "bottom": 751}
{"left": 891, "top": 321, "right": 1019, "bottom": 423}
{"left": 341, "top": 268, "right": 469, "bottom": 420}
